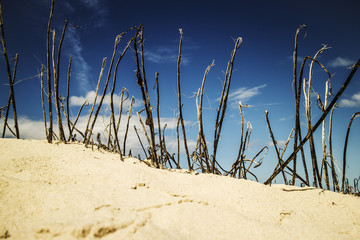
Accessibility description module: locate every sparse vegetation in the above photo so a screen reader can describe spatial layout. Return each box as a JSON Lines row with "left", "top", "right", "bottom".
{"left": 0, "top": 0, "right": 359, "bottom": 196}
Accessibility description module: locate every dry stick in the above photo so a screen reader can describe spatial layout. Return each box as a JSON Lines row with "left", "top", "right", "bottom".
{"left": 238, "top": 104, "right": 247, "bottom": 177}
{"left": 2, "top": 53, "right": 18, "bottom": 138}
{"left": 280, "top": 129, "right": 294, "bottom": 161}
{"left": 265, "top": 111, "right": 288, "bottom": 183}
{"left": 40, "top": 66, "right": 49, "bottom": 140}
{"left": 53, "top": 20, "right": 69, "bottom": 142}
{"left": 87, "top": 32, "right": 129, "bottom": 144}
{"left": 296, "top": 122, "right": 309, "bottom": 185}
{"left": 320, "top": 80, "right": 331, "bottom": 190}
{"left": 292, "top": 24, "right": 307, "bottom": 185}
{"left": 265, "top": 59, "right": 360, "bottom": 185}
{"left": 123, "top": 96, "right": 134, "bottom": 156}
{"left": 176, "top": 28, "right": 191, "bottom": 170}
{"left": 134, "top": 125, "right": 148, "bottom": 159}
{"left": 1, "top": 93, "right": 11, "bottom": 138}
{"left": 106, "top": 117, "right": 112, "bottom": 149}
{"left": 159, "top": 122, "right": 167, "bottom": 166}
{"left": 304, "top": 45, "right": 330, "bottom": 188}
{"left": 46, "top": 0, "right": 55, "bottom": 143}
{"left": 296, "top": 57, "right": 315, "bottom": 186}
{"left": 53, "top": 20, "right": 68, "bottom": 142}
{"left": 213, "top": 37, "right": 243, "bottom": 173}
{"left": 137, "top": 111, "right": 151, "bottom": 147}
{"left": 342, "top": 112, "right": 360, "bottom": 193}
{"left": 134, "top": 26, "right": 158, "bottom": 167}
{"left": 195, "top": 88, "right": 210, "bottom": 171}
{"left": 109, "top": 37, "right": 134, "bottom": 157}
{"left": 240, "top": 123, "right": 253, "bottom": 178}
{"left": 0, "top": 3, "right": 19, "bottom": 138}
{"left": 195, "top": 60, "right": 215, "bottom": 171}
{"left": 154, "top": 72, "right": 164, "bottom": 165}
{"left": 233, "top": 102, "right": 249, "bottom": 177}
{"left": 66, "top": 56, "right": 73, "bottom": 141}
{"left": 115, "top": 89, "right": 128, "bottom": 138}
{"left": 9, "top": 53, "right": 18, "bottom": 132}
{"left": 140, "top": 28, "right": 158, "bottom": 166}
{"left": 115, "top": 88, "right": 128, "bottom": 136}
{"left": 176, "top": 116, "right": 180, "bottom": 167}
{"left": 328, "top": 104, "right": 340, "bottom": 192}
{"left": 84, "top": 58, "right": 107, "bottom": 143}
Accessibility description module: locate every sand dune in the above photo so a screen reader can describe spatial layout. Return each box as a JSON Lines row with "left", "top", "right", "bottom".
{"left": 0, "top": 138, "right": 359, "bottom": 239}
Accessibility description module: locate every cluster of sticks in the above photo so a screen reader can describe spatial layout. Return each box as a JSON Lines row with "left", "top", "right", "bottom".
{"left": 0, "top": 0, "right": 19, "bottom": 139}
{"left": 263, "top": 25, "right": 360, "bottom": 194}
{"left": 33, "top": 0, "right": 267, "bottom": 177}
{"left": 1, "top": 0, "right": 359, "bottom": 194}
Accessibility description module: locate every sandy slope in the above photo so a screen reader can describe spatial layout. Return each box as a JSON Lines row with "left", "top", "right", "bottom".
{"left": 0, "top": 138, "right": 359, "bottom": 239}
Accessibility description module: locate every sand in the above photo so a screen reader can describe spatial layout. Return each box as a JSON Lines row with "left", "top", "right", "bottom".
{"left": 0, "top": 138, "right": 359, "bottom": 239}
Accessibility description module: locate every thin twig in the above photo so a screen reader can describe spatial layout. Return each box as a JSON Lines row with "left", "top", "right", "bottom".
{"left": 66, "top": 56, "right": 73, "bottom": 141}
{"left": 40, "top": 66, "right": 49, "bottom": 140}
{"left": 342, "top": 112, "right": 360, "bottom": 192}
{"left": 123, "top": 96, "right": 134, "bottom": 156}
{"left": 292, "top": 24, "right": 307, "bottom": 185}
{"left": 84, "top": 58, "right": 107, "bottom": 143}
{"left": 46, "top": 0, "right": 55, "bottom": 142}
{"left": 176, "top": 28, "right": 192, "bottom": 170}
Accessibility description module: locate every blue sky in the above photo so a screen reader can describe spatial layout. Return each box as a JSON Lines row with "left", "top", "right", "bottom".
{"left": 1, "top": 0, "right": 359, "bottom": 186}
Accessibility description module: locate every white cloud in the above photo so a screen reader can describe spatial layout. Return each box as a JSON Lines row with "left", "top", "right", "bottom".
{"left": 69, "top": 91, "right": 143, "bottom": 113}
{"left": 2, "top": 116, "right": 46, "bottom": 140}
{"left": 328, "top": 57, "right": 355, "bottom": 68}
{"left": 226, "top": 84, "right": 267, "bottom": 105}
{"left": 339, "top": 91, "right": 360, "bottom": 108}
{"left": 2, "top": 113, "right": 195, "bottom": 160}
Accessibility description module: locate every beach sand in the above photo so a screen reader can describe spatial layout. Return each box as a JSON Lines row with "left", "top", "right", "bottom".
{"left": 0, "top": 138, "right": 359, "bottom": 239}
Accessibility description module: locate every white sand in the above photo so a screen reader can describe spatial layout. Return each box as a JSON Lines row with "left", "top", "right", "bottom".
{"left": 0, "top": 138, "right": 359, "bottom": 239}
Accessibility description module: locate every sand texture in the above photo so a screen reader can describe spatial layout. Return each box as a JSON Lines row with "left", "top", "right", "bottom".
{"left": 0, "top": 138, "right": 359, "bottom": 239}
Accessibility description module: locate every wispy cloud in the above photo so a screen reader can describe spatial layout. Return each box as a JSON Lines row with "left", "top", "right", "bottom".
{"left": 328, "top": 57, "right": 355, "bottom": 68}
{"left": 268, "top": 140, "right": 286, "bottom": 148}
{"left": 78, "top": 0, "right": 99, "bottom": 8}
{"left": 61, "top": 0, "right": 107, "bottom": 28}
{"left": 288, "top": 55, "right": 305, "bottom": 64}
{"left": 66, "top": 28, "right": 91, "bottom": 92}
{"left": 339, "top": 91, "right": 360, "bottom": 107}
{"left": 226, "top": 84, "right": 267, "bottom": 106}
{"left": 145, "top": 46, "right": 190, "bottom": 65}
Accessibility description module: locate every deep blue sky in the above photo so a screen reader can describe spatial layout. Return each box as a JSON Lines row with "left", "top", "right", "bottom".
{"left": 1, "top": 0, "right": 359, "bottom": 185}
